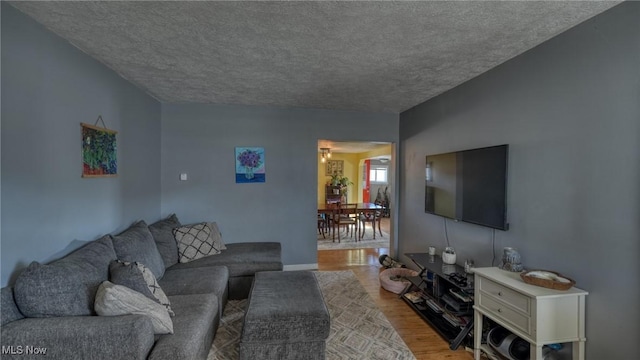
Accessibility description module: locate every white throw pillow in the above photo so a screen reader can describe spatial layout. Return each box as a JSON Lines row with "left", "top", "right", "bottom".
{"left": 173, "top": 223, "right": 222, "bottom": 263}
{"left": 94, "top": 281, "right": 173, "bottom": 334}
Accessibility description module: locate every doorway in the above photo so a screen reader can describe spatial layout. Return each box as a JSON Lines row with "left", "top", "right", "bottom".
{"left": 316, "top": 140, "right": 395, "bottom": 252}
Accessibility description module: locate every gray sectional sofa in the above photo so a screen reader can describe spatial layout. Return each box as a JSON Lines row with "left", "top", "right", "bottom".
{"left": 0, "top": 214, "right": 283, "bottom": 360}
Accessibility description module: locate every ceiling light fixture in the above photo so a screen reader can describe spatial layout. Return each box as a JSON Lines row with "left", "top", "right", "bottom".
{"left": 320, "top": 148, "right": 331, "bottom": 163}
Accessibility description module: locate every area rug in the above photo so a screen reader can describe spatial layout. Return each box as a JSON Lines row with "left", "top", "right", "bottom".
{"left": 207, "top": 270, "right": 415, "bottom": 360}
{"left": 317, "top": 225, "right": 390, "bottom": 251}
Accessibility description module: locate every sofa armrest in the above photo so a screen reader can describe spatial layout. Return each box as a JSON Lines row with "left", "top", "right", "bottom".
{"left": 1, "top": 315, "right": 155, "bottom": 360}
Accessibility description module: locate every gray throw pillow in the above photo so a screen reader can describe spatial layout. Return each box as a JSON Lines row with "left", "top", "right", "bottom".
{"left": 13, "top": 235, "right": 116, "bottom": 317}
{"left": 111, "top": 221, "right": 165, "bottom": 279}
{"left": 207, "top": 222, "right": 227, "bottom": 251}
{"left": 109, "top": 260, "right": 174, "bottom": 316}
{"left": 1, "top": 287, "right": 25, "bottom": 326}
{"left": 149, "top": 214, "right": 181, "bottom": 268}
{"left": 173, "top": 223, "right": 222, "bottom": 263}
{"left": 95, "top": 281, "right": 173, "bottom": 335}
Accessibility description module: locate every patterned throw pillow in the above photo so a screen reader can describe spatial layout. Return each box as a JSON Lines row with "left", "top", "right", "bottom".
{"left": 95, "top": 281, "right": 173, "bottom": 335}
{"left": 173, "top": 223, "right": 222, "bottom": 263}
{"left": 109, "top": 260, "right": 174, "bottom": 317}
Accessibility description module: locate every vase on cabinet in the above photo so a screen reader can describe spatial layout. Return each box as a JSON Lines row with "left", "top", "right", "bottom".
{"left": 498, "top": 247, "right": 523, "bottom": 272}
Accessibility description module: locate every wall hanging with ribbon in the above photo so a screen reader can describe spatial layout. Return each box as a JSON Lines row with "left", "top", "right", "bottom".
{"left": 81, "top": 115, "right": 118, "bottom": 178}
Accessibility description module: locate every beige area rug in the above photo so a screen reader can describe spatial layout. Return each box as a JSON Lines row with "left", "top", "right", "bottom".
{"left": 317, "top": 224, "right": 390, "bottom": 250}
{"left": 208, "top": 270, "right": 415, "bottom": 360}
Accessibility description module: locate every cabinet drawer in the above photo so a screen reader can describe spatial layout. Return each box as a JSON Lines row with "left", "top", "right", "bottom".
{"left": 478, "top": 293, "right": 531, "bottom": 336}
{"left": 478, "top": 277, "right": 530, "bottom": 314}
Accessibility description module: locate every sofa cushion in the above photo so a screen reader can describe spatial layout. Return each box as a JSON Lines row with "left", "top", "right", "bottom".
{"left": 160, "top": 266, "right": 228, "bottom": 297}
{"left": 1, "top": 287, "right": 24, "bottom": 326}
{"left": 0, "top": 312, "right": 155, "bottom": 359}
{"left": 95, "top": 281, "right": 173, "bottom": 335}
{"left": 112, "top": 220, "right": 165, "bottom": 279}
{"left": 148, "top": 293, "right": 219, "bottom": 360}
{"left": 160, "top": 266, "right": 229, "bottom": 316}
{"left": 168, "top": 242, "right": 283, "bottom": 277}
{"left": 149, "top": 214, "right": 182, "bottom": 268}
{"left": 110, "top": 260, "right": 174, "bottom": 316}
{"left": 173, "top": 223, "right": 222, "bottom": 263}
{"left": 13, "top": 235, "right": 116, "bottom": 317}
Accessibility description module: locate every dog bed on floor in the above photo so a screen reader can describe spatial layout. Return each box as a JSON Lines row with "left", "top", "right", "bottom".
{"left": 379, "top": 268, "right": 419, "bottom": 294}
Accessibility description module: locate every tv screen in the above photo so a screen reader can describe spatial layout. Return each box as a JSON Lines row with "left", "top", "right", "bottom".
{"left": 425, "top": 145, "right": 509, "bottom": 230}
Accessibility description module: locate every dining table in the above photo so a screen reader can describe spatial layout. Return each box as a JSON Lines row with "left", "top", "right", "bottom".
{"left": 317, "top": 203, "right": 383, "bottom": 241}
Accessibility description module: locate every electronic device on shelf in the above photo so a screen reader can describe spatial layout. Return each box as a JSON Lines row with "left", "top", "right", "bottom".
{"left": 449, "top": 288, "right": 473, "bottom": 302}
{"left": 487, "top": 326, "right": 560, "bottom": 360}
{"left": 447, "top": 272, "right": 469, "bottom": 287}
{"left": 441, "top": 294, "right": 472, "bottom": 313}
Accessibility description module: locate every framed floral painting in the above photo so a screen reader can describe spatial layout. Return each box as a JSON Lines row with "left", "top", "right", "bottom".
{"left": 81, "top": 123, "right": 117, "bottom": 177}
{"left": 235, "top": 147, "right": 265, "bottom": 183}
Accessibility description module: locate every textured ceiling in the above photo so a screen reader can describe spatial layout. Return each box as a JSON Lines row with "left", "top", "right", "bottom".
{"left": 10, "top": 1, "right": 618, "bottom": 113}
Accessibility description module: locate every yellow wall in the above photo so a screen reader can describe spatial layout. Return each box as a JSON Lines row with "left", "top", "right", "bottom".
{"left": 317, "top": 153, "right": 360, "bottom": 204}
{"left": 316, "top": 144, "right": 392, "bottom": 204}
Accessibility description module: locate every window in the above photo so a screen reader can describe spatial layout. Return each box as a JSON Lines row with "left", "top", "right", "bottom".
{"left": 370, "top": 167, "right": 388, "bottom": 183}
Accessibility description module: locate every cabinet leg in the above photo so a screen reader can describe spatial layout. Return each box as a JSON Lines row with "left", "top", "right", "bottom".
{"left": 474, "top": 311, "right": 483, "bottom": 360}
{"left": 531, "top": 344, "right": 544, "bottom": 360}
{"left": 572, "top": 341, "right": 585, "bottom": 360}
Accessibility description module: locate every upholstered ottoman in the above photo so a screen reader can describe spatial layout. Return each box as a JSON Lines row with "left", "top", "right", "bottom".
{"left": 239, "top": 271, "right": 330, "bottom": 360}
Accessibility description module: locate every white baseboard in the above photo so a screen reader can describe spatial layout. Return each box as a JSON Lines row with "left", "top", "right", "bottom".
{"left": 283, "top": 263, "right": 318, "bottom": 271}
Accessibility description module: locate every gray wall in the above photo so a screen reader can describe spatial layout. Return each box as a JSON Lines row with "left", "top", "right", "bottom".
{"left": 1, "top": 4, "right": 162, "bottom": 286}
{"left": 161, "top": 104, "right": 398, "bottom": 267}
{"left": 399, "top": 3, "right": 638, "bottom": 358}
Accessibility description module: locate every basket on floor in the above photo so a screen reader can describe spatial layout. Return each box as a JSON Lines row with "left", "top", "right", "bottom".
{"left": 379, "top": 268, "right": 419, "bottom": 294}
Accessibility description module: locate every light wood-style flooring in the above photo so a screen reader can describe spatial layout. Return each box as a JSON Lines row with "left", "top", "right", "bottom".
{"left": 318, "top": 218, "right": 474, "bottom": 360}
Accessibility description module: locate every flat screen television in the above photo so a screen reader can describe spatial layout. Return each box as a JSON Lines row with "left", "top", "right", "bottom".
{"left": 425, "top": 144, "right": 509, "bottom": 230}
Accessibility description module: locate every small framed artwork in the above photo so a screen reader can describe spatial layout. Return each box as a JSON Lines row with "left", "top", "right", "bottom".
{"left": 325, "top": 160, "right": 344, "bottom": 176}
{"left": 81, "top": 123, "right": 117, "bottom": 177}
{"left": 235, "top": 147, "right": 265, "bottom": 183}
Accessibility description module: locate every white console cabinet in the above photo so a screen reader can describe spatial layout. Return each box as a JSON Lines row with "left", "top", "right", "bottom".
{"left": 473, "top": 267, "right": 588, "bottom": 360}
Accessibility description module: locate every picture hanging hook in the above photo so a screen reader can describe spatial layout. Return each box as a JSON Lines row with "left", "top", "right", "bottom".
{"left": 94, "top": 115, "right": 106, "bottom": 129}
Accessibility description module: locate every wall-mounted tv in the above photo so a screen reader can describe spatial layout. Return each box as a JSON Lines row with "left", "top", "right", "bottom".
{"left": 425, "top": 144, "right": 509, "bottom": 230}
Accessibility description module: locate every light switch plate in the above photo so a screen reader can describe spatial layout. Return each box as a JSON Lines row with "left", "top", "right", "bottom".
{"left": 180, "top": 173, "right": 188, "bottom": 181}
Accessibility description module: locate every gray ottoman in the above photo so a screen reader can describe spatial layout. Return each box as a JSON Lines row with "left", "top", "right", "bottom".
{"left": 239, "top": 271, "right": 330, "bottom": 360}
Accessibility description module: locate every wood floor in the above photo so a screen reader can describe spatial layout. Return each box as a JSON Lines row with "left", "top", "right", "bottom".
{"left": 318, "top": 218, "right": 474, "bottom": 360}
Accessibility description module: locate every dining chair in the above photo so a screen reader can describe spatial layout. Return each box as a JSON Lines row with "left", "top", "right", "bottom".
{"left": 317, "top": 212, "right": 327, "bottom": 239}
{"left": 334, "top": 203, "right": 358, "bottom": 243}
{"left": 359, "top": 209, "right": 383, "bottom": 239}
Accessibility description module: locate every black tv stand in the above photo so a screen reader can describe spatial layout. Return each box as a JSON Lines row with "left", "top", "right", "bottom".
{"left": 400, "top": 253, "right": 475, "bottom": 350}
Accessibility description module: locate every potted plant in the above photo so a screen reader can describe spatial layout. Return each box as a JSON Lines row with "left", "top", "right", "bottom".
{"left": 329, "top": 172, "right": 353, "bottom": 201}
